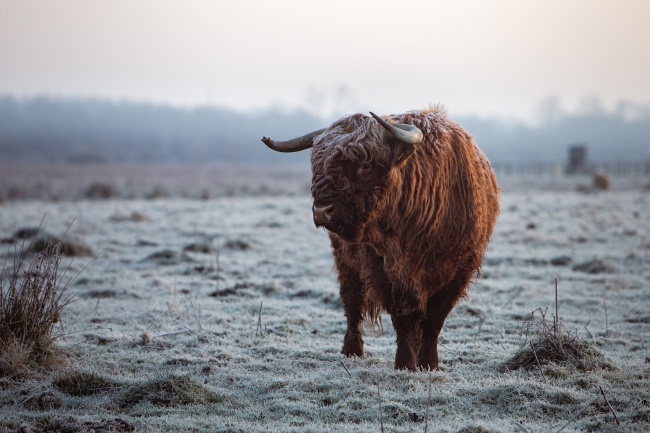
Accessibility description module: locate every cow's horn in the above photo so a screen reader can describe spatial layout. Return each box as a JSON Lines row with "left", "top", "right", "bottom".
{"left": 261, "top": 128, "right": 326, "bottom": 153}
{"left": 369, "top": 112, "right": 423, "bottom": 145}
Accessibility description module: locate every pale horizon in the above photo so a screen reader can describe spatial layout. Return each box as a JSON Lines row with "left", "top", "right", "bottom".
{"left": 1, "top": 0, "right": 649, "bottom": 122}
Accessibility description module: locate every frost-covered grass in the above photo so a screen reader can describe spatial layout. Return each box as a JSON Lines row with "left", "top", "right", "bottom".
{"left": 0, "top": 162, "right": 312, "bottom": 201}
{"left": 0, "top": 177, "right": 648, "bottom": 432}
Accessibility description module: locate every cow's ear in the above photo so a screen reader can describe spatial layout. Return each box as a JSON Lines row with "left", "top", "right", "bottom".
{"left": 389, "top": 140, "right": 417, "bottom": 168}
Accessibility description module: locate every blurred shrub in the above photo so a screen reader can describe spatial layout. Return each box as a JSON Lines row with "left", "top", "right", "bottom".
{"left": 85, "top": 182, "right": 118, "bottom": 199}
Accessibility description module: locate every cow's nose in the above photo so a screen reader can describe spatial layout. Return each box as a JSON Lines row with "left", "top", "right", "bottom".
{"left": 313, "top": 204, "right": 334, "bottom": 226}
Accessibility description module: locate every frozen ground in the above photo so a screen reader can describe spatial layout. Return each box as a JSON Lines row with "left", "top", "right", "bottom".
{"left": 0, "top": 169, "right": 649, "bottom": 432}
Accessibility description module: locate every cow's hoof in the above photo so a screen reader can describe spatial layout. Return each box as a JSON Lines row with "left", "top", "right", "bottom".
{"left": 342, "top": 333, "right": 364, "bottom": 358}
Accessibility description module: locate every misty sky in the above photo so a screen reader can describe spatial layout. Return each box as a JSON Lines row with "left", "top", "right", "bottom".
{"left": 1, "top": 0, "right": 649, "bottom": 121}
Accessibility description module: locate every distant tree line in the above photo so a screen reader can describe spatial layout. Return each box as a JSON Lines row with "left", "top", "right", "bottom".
{"left": 0, "top": 96, "right": 648, "bottom": 165}
{"left": 460, "top": 99, "right": 650, "bottom": 164}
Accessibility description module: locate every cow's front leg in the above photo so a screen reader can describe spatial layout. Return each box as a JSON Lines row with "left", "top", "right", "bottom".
{"left": 341, "top": 284, "right": 365, "bottom": 358}
{"left": 330, "top": 236, "right": 366, "bottom": 358}
{"left": 338, "top": 265, "right": 366, "bottom": 358}
{"left": 391, "top": 313, "right": 422, "bottom": 371}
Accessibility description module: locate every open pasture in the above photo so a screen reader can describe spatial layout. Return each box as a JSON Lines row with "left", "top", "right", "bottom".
{"left": 0, "top": 167, "right": 648, "bottom": 432}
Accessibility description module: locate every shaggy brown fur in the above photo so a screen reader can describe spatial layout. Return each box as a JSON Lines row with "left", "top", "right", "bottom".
{"left": 310, "top": 107, "right": 499, "bottom": 371}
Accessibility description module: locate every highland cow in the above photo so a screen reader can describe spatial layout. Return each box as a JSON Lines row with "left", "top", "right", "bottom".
{"left": 262, "top": 107, "right": 499, "bottom": 371}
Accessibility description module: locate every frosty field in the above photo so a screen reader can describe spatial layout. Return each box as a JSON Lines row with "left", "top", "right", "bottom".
{"left": 0, "top": 170, "right": 649, "bottom": 432}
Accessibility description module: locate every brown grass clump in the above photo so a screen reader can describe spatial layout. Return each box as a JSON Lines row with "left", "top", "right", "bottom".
{"left": 84, "top": 182, "right": 118, "bottom": 199}
{"left": 3, "top": 415, "right": 134, "bottom": 433}
{"left": 29, "top": 233, "right": 93, "bottom": 257}
{"left": 456, "top": 426, "right": 496, "bottom": 433}
{"left": 79, "top": 418, "right": 135, "bottom": 432}
{"left": 53, "top": 370, "right": 121, "bottom": 396}
{"left": 21, "top": 391, "right": 62, "bottom": 410}
{"left": 503, "top": 307, "right": 612, "bottom": 373}
{"left": 115, "top": 375, "right": 224, "bottom": 408}
{"left": 0, "top": 242, "right": 74, "bottom": 377}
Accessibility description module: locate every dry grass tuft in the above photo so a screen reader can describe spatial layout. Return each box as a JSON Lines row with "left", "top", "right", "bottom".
{"left": 53, "top": 370, "right": 121, "bottom": 396}
{"left": 456, "top": 426, "right": 496, "bottom": 433}
{"left": 21, "top": 391, "right": 62, "bottom": 410}
{"left": 572, "top": 258, "right": 618, "bottom": 274}
{"left": 3, "top": 415, "right": 134, "bottom": 433}
{"left": 503, "top": 307, "right": 612, "bottom": 373}
{"left": 79, "top": 417, "right": 135, "bottom": 432}
{"left": 0, "top": 240, "right": 75, "bottom": 377}
{"left": 84, "top": 182, "right": 118, "bottom": 199}
{"left": 29, "top": 233, "right": 93, "bottom": 257}
{"left": 115, "top": 375, "right": 224, "bottom": 408}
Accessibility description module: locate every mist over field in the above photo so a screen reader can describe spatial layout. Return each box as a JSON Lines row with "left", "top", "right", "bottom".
{"left": 1, "top": 96, "right": 649, "bottom": 166}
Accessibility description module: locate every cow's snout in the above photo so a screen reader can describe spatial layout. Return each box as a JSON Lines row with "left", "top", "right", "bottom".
{"left": 313, "top": 204, "right": 334, "bottom": 226}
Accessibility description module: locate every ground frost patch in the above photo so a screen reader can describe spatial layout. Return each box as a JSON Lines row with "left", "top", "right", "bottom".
{"left": 0, "top": 189, "right": 648, "bottom": 432}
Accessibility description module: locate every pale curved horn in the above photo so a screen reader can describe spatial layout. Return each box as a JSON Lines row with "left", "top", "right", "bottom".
{"left": 261, "top": 128, "right": 326, "bottom": 153}
{"left": 369, "top": 112, "right": 423, "bottom": 145}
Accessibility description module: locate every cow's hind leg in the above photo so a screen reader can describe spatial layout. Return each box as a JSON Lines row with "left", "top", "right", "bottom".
{"left": 391, "top": 313, "right": 423, "bottom": 371}
{"left": 418, "top": 274, "right": 471, "bottom": 370}
{"left": 417, "top": 292, "right": 455, "bottom": 370}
